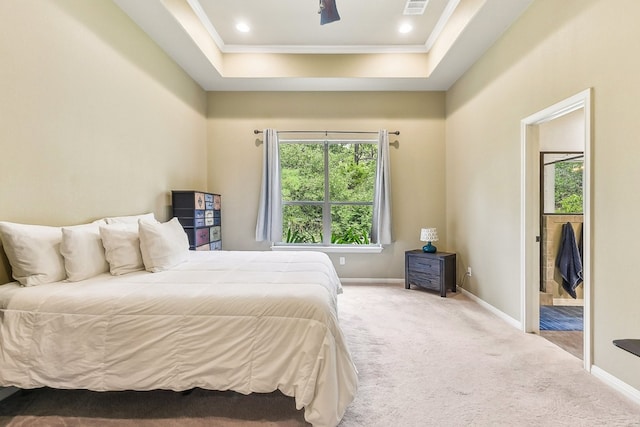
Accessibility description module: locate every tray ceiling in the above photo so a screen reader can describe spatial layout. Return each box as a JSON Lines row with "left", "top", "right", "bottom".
{"left": 113, "top": 0, "right": 533, "bottom": 91}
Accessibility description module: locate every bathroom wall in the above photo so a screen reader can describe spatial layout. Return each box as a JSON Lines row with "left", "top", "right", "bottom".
{"left": 542, "top": 215, "right": 584, "bottom": 304}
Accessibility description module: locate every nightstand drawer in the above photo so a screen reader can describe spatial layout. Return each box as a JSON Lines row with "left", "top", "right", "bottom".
{"left": 407, "top": 270, "right": 440, "bottom": 289}
{"left": 408, "top": 256, "right": 440, "bottom": 273}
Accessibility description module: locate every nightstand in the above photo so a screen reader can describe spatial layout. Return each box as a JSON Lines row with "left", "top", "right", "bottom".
{"left": 405, "top": 250, "right": 456, "bottom": 297}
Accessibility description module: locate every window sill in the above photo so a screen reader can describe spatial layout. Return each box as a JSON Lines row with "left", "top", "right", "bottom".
{"left": 271, "top": 244, "right": 383, "bottom": 254}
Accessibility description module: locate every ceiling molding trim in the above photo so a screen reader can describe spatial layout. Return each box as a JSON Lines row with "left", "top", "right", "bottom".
{"left": 186, "top": 0, "right": 225, "bottom": 51}
{"left": 220, "top": 45, "right": 430, "bottom": 54}
{"left": 424, "top": 0, "right": 461, "bottom": 51}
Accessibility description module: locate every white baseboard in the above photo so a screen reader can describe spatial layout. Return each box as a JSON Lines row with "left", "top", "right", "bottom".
{"left": 339, "top": 278, "right": 404, "bottom": 285}
{"left": 0, "top": 386, "right": 19, "bottom": 402}
{"left": 591, "top": 365, "right": 640, "bottom": 405}
{"left": 459, "top": 287, "right": 640, "bottom": 405}
{"left": 458, "top": 286, "right": 521, "bottom": 329}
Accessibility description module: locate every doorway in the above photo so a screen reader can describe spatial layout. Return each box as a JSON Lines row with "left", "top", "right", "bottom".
{"left": 539, "top": 151, "right": 584, "bottom": 359}
{"left": 520, "top": 89, "right": 592, "bottom": 370}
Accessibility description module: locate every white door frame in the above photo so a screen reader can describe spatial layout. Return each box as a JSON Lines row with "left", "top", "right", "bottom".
{"left": 520, "top": 88, "right": 592, "bottom": 370}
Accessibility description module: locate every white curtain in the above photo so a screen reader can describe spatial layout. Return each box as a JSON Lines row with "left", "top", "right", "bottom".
{"left": 255, "top": 129, "right": 282, "bottom": 242}
{"left": 371, "top": 129, "right": 393, "bottom": 244}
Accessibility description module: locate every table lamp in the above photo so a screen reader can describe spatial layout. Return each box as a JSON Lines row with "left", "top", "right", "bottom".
{"left": 420, "top": 228, "right": 438, "bottom": 253}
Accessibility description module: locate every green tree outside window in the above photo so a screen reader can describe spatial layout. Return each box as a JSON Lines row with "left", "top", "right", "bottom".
{"left": 280, "top": 140, "right": 377, "bottom": 245}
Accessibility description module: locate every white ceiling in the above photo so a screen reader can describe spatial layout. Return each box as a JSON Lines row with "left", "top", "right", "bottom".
{"left": 112, "top": 0, "right": 533, "bottom": 91}
{"left": 198, "top": 0, "right": 451, "bottom": 52}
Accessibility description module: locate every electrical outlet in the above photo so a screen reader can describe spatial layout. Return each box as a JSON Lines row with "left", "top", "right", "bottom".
{"left": 467, "top": 267, "right": 472, "bottom": 277}
{"left": 339, "top": 257, "right": 346, "bottom": 265}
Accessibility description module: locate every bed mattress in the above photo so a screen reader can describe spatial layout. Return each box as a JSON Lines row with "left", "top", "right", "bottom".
{"left": 0, "top": 250, "right": 357, "bottom": 427}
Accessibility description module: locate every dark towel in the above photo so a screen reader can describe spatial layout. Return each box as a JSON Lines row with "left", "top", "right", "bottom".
{"left": 556, "top": 222, "right": 583, "bottom": 298}
{"left": 320, "top": 0, "right": 340, "bottom": 25}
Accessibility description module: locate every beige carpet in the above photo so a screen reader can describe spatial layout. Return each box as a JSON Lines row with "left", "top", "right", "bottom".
{"left": 1, "top": 284, "right": 639, "bottom": 426}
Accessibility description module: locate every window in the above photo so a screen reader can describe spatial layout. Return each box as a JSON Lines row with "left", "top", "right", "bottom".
{"left": 256, "top": 129, "right": 392, "bottom": 249}
{"left": 542, "top": 152, "right": 584, "bottom": 214}
{"left": 278, "top": 138, "right": 378, "bottom": 246}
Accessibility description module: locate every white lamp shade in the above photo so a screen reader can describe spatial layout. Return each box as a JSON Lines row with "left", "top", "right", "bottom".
{"left": 420, "top": 228, "right": 438, "bottom": 242}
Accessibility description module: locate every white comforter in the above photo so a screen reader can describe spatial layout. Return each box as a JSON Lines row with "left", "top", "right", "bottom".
{"left": 0, "top": 251, "right": 358, "bottom": 427}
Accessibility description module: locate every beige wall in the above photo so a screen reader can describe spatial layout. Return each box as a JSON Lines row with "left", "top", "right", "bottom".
{"left": 446, "top": 0, "right": 640, "bottom": 388}
{"left": 0, "top": 0, "right": 208, "bottom": 284}
{"left": 207, "top": 91, "right": 446, "bottom": 279}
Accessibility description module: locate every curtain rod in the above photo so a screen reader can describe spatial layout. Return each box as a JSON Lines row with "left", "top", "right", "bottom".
{"left": 253, "top": 130, "right": 400, "bottom": 136}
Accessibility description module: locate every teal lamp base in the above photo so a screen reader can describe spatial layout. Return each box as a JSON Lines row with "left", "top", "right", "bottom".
{"left": 422, "top": 242, "right": 437, "bottom": 253}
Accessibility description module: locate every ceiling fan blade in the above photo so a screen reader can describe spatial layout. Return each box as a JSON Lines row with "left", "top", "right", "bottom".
{"left": 320, "top": 0, "right": 340, "bottom": 25}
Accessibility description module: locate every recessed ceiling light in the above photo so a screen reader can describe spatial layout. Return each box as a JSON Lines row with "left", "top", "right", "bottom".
{"left": 399, "top": 23, "right": 413, "bottom": 34}
{"left": 236, "top": 22, "right": 250, "bottom": 33}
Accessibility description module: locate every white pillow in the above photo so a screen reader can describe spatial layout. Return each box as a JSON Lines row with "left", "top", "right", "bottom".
{"left": 0, "top": 221, "right": 66, "bottom": 286}
{"left": 138, "top": 217, "right": 189, "bottom": 273}
{"left": 99, "top": 223, "right": 144, "bottom": 275}
{"left": 60, "top": 222, "right": 109, "bottom": 282}
{"left": 105, "top": 212, "right": 156, "bottom": 225}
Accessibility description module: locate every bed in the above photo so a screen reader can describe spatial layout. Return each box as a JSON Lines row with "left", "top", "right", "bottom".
{"left": 0, "top": 218, "right": 358, "bottom": 427}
